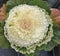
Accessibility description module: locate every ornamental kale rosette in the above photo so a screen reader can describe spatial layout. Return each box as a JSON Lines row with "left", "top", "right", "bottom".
{"left": 0, "top": 0, "right": 60, "bottom": 56}
{"left": 4, "top": 4, "right": 53, "bottom": 54}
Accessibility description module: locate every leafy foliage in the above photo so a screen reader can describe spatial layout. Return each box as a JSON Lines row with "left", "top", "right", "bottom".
{"left": 53, "top": 24, "right": 60, "bottom": 44}
{"left": 24, "top": 38, "right": 57, "bottom": 56}
{"left": 0, "top": 21, "right": 10, "bottom": 48}
{"left": 0, "top": 0, "right": 59, "bottom": 56}
{"left": 6, "top": 0, "right": 51, "bottom": 15}
{"left": 39, "top": 39, "right": 57, "bottom": 51}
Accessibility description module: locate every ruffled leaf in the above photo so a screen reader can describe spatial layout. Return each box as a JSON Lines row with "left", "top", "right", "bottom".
{"left": 39, "top": 24, "right": 60, "bottom": 51}
{"left": 25, "top": 39, "right": 57, "bottom": 56}
{"left": 6, "top": 0, "right": 51, "bottom": 15}
{"left": 40, "top": 40, "right": 57, "bottom": 51}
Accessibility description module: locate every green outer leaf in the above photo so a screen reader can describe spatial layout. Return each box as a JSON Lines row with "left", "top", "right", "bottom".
{"left": 25, "top": 39, "right": 57, "bottom": 56}
{"left": 24, "top": 47, "right": 40, "bottom": 56}
{"left": 0, "top": 35, "right": 10, "bottom": 48}
{"left": 0, "top": 21, "right": 10, "bottom": 48}
{"left": 39, "top": 39, "right": 57, "bottom": 51}
{"left": 28, "top": 0, "right": 51, "bottom": 15}
{"left": 53, "top": 24, "right": 60, "bottom": 44}
{"left": 38, "top": 24, "right": 60, "bottom": 51}
{"left": 6, "top": 0, "right": 51, "bottom": 15}
{"left": 39, "top": 24, "right": 60, "bottom": 51}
